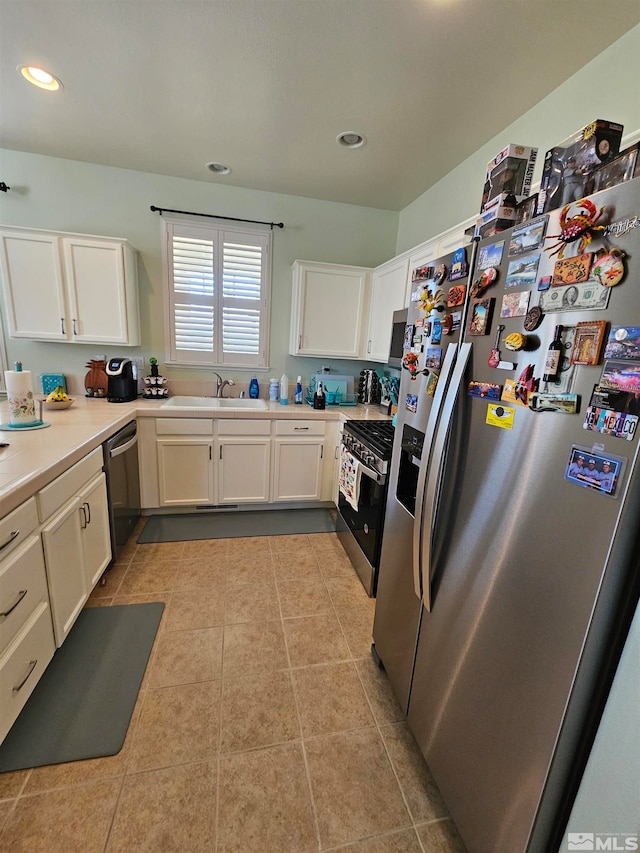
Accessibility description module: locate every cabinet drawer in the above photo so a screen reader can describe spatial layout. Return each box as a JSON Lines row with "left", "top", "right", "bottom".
{"left": 0, "top": 535, "right": 48, "bottom": 653}
{"left": 274, "top": 420, "right": 325, "bottom": 437}
{"left": 217, "top": 420, "right": 271, "bottom": 436}
{"left": 37, "top": 447, "right": 103, "bottom": 521}
{"left": 156, "top": 418, "right": 214, "bottom": 435}
{"left": 0, "top": 602, "right": 55, "bottom": 743}
{"left": 0, "top": 497, "right": 39, "bottom": 560}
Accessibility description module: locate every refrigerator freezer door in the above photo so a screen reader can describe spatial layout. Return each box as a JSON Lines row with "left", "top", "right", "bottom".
{"left": 374, "top": 246, "right": 471, "bottom": 712}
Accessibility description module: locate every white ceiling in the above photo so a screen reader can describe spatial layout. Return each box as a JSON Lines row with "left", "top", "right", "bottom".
{"left": 1, "top": 0, "right": 639, "bottom": 211}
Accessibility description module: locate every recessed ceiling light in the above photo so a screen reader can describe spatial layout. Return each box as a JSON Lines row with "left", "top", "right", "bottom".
{"left": 18, "top": 65, "right": 63, "bottom": 91}
{"left": 206, "top": 162, "right": 231, "bottom": 175}
{"left": 337, "top": 132, "right": 366, "bottom": 149}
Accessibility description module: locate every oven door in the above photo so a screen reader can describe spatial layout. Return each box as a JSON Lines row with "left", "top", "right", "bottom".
{"left": 337, "top": 455, "right": 387, "bottom": 569}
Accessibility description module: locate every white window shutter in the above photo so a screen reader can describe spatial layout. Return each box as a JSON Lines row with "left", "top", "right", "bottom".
{"left": 165, "top": 219, "right": 271, "bottom": 367}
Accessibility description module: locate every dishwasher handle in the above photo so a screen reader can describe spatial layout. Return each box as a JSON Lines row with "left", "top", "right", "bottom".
{"left": 109, "top": 434, "right": 138, "bottom": 459}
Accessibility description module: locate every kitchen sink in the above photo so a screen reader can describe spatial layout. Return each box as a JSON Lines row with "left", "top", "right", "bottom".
{"left": 162, "top": 396, "right": 268, "bottom": 410}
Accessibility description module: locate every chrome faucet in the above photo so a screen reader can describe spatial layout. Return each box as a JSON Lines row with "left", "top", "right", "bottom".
{"left": 213, "top": 372, "right": 235, "bottom": 398}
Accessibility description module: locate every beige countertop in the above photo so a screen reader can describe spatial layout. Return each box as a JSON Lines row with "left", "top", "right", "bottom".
{"left": 0, "top": 396, "right": 391, "bottom": 518}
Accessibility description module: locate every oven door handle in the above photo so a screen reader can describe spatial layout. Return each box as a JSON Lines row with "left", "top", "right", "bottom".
{"left": 340, "top": 445, "right": 386, "bottom": 486}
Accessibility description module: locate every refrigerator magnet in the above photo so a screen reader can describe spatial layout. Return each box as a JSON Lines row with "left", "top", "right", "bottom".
{"left": 565, "top": 445, "right": 626, "bottom": 498}
{"left": 447, "top": 284, "right": 466, "bottom": 307}
{"left": 528, "top": 392, "right": 579, "bottom": 414}
{"left": 500, "top": 291, "right": 531, "bottom": 319}
{"left": 486, "top": 404, "right": 515, "bottom": 429}
{"left": 501, "top": 380, "right": 529, "bottom": 408}
{"left": 441, "top": 314, "right": 454, "bottom": 335}
{"left": 599, "top": 360, "right": 640, "bottom": 395}
{"left": 424, "top": 372, "right": 439, "bottom": 397}
{"left": 569, "top": 321, "right": 607, "bottom": 365}
{"left": 431, "top": 320, "right": 443, "bottom": 344}
{"left": 603, "top": 326, "right": 640, "bottom": 360}
{"left": 591, "top": 247, "right": 626, "bottom": 287}
{"left": 405, "top": 393, "right": 418, "bottom": 413}
{"left": 468, "top": 381, "right": 501, "bottom": 400}
{"left": 448, "top": 248, "right": 468, "bottom": 281}
{"left": 425, "top": 348, "right": 443, "bottom": 369}
{"left": 468, "top": 298, "right": 494, "bottom": 335}
{"left": 412, "top": 265, "right": 433, "bottom": 283}
{"left": 470, "top": 267, "right": 498, "bottom": 298}
{"left": 505, "top": 252, "right": 541, "bottom": 289}
{"left": 478, "top": 241, "right": 504, "bottom": 270}
{"left": 583, "top": 403, "right": 637, "bottom": 441}
{"left": 552, "top": 253, "right": 593, "bottom": 286}
{"left": 509, "top": 217, "right": 547, "bottom": 256}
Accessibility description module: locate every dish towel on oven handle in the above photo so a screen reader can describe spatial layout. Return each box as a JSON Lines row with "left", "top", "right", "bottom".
{"left": 339, "top": 445, "right": 361, "bottom": 511}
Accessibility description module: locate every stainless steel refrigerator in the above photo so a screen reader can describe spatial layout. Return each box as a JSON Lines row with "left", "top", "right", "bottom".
{"left": 373, "top": 177, "right": 640, "bottom": 853}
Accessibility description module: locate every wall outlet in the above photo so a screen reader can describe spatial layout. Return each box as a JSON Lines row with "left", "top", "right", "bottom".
{"left": 321, "top": 365, "right": 331, "bottom": 373}
{"left": 93, "top": 354, "right": 107, "bottom": 362}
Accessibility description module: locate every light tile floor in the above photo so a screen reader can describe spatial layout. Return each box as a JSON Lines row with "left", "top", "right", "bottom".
{"left": 0, "top": 522, "right": 467, "bottom": 853}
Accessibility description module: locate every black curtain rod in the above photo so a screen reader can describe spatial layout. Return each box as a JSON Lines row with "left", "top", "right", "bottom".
{"left": 150, "top": 205, "right": 284, "bottom": 229}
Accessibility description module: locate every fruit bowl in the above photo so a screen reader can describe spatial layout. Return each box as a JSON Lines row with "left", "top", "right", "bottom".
{"left": 43, "top": 398, "right": 74, "bottom": 410}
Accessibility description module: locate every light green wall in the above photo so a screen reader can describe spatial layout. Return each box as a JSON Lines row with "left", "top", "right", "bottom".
{"left": 0, "top": 149, "right": 399, "bottom": 390}
{"left": 396, "top": 25, "right": 640, "bottom": 255}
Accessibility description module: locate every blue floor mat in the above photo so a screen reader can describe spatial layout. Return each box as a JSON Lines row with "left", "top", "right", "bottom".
{"left": 137, "top": 508, "right": 338, "bottom": 543}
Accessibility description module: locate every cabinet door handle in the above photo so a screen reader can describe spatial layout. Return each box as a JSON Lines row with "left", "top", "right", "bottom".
{"left": 80, "top": 504, "right": 88, "bottom": 529}
{"left": 61, "top": 318, "right": 65, "bottom": 334}
{"left": 368, "top": 340, "right": 372, "bottom": 353}
{"left": 299, "top": 335, "right": 302, "bottom": 349}
{"left": 72, "top": 318, "right": 78, "bottom": 335}
{"left": 0, "top": 529, "right": 19, "bottom": 553}
{"left": 84, "top": 501, "right": 91, "bottom": 525}
{"left": 220, "top": 446, "right": 223, "bottom": 460}
{"left": 320, "top": 446, "right": 324, "bottom": 459}
{"left": 0, "top": 588, "right": 27, "bottom": 618}
{"left": 13, "top": 659, "right": 38, "bottom": 693}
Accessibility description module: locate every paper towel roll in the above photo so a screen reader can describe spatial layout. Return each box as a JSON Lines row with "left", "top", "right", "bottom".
{"left": 4, "top": 369, "right": 38, "bottom": 425}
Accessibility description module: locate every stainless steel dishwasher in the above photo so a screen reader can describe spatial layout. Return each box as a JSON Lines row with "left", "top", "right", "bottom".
{"left": 103, "top": 420, "right": 140, "bottom": 561}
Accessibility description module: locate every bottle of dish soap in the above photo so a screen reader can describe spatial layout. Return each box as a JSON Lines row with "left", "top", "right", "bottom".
{"left": 280, "top": 373, "right": 289, "bottom": 405}
{"left": 249, "top": 375, "right": 260, "bottom": 399}
{"left": 294, "top": 376, "right": 303, "bottom": 405}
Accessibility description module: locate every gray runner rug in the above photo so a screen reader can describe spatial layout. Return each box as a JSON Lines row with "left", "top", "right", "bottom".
{"left": 138, "top": 507, "right": 337, "bottom": 543}
{"left": 0, "top": 602, "right": 164, "bottom": 772}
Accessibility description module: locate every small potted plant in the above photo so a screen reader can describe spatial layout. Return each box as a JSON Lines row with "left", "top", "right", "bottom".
{"left": 149, "top": 357, "right": 159, "bottom": 378}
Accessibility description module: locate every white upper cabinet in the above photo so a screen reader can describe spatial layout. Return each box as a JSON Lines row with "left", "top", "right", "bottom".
{"left": 289, "top": 260, "right": 372, "bottom": 359}
{"left": 0, "top": 226, "right": 140, "bottom": 346}
{"left": 0, "top": 230, "right": 67, "bottom": 341}
{"left": 366, "top": 256, "right": 410, "bottom": 362}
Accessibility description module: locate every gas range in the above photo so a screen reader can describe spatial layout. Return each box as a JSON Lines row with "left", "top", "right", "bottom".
{"left": 342, "top": 420, "right": 395, "bottom": 478}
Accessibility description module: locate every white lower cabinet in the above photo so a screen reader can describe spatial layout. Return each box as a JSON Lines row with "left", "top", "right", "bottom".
{"left": 140, "top": 416, "right": 341, "bottom": 508}
{"left": 38, "top": 449, "right": 111, "bottom": 646}
{"left": 158, "top": 441, "right": 214, "bottom": 505}
{"left": 155, "top": 419, "right": 214, "bottom": 506}
{"left": 272, "top": 421, "right": 325, "bottom": 502}
{"left": 217, "top": 421, "right": 271, "bottom": 504}
{"left": 0, "top": 497, "right": 55, "bottom": 742}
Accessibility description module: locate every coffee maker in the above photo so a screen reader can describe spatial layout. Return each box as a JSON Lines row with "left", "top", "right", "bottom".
{"left": 106, "top": 357, "right": 138, "bottom": 402}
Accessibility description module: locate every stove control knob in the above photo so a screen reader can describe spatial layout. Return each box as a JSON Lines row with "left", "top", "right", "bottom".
{"left": 364, "top": 452, "right": 375, "bottom": 466}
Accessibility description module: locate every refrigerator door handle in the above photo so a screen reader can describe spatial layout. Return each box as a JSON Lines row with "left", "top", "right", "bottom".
{"left": 421, "top": 341, "right": 472, "bottom": 612}
{"left": 412, "top": 342, "right": 458, "bottom": 600}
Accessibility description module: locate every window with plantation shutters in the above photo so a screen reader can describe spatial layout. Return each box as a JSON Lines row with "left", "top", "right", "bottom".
{"left": 163, "top": 219, "right": 271, "bottom": 368}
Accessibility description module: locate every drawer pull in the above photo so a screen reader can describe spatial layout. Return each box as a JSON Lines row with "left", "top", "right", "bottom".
{"left": 0, "top": 530, "right": 20, "bottom": 553}
{"left": 13, "top": 659, "right": 38, "bottom": 693}
{"left": 294, "top": 427, "right": 310, "bottom": 431}
{"left": 0, "top": 588, "right": 28, "bottom": 618}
